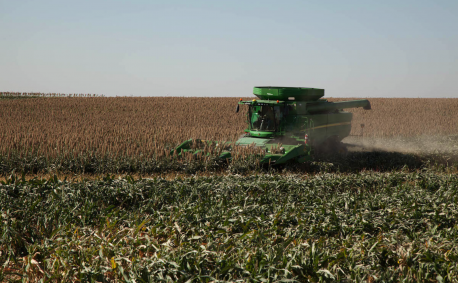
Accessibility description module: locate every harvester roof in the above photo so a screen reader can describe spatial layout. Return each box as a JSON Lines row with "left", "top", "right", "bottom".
{"left": 253, "top": 86, "right": 324, "bottom": 101}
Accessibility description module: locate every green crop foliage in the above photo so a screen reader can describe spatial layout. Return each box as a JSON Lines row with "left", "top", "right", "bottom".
{"left": 1, "top": 147, "right": 457, "bottom": 176}
{"left": 1, "top": 172, "right": 458, "bottom": 282}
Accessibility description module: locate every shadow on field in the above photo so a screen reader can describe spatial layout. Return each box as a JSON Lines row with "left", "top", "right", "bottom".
{"left": 283, "top": 149, "right": 458, "bottom": 173}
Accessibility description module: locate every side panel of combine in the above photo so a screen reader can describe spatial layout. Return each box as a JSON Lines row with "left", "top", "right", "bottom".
{"left": 326, "top": 112, "right": 352, "bottom": 142}
{"left": 296, "top": 112, "right": 352, "bottom": 145}
{"left": 298, "top": 114, "right": 328, "bottom": 145}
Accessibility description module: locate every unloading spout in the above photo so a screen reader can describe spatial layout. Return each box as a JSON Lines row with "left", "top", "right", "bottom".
{"left": 306, "top": 99, "right": 371, "bottom": 113}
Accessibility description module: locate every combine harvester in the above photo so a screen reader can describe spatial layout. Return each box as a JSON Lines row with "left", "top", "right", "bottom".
{"left": 174, "top": 87, "right": 371, "bottom": 164}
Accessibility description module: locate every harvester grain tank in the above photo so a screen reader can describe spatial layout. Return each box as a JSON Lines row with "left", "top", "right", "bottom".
{"left": 174, "top": 86, "right": 371, "bottom": 164}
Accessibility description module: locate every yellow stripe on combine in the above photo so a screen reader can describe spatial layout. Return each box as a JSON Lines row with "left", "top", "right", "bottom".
{"left": 308, "top": 122, "right": 351, "bottom": 130}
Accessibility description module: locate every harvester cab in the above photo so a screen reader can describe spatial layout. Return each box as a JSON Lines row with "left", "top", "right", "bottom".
{"left": 174, "top": 86, "right": 371, "bottom": 164}
{"left": 249, "top": 103, "right": 279, "bottom": 132}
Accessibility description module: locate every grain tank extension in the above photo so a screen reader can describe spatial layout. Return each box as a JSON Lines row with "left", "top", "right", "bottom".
{"left": 174, "top": 86, "right": 371, "bottom": 164}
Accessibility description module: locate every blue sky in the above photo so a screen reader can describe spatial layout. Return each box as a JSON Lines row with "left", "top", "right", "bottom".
{"left": 1, "top": 0, "right": 457, "bottom": 97}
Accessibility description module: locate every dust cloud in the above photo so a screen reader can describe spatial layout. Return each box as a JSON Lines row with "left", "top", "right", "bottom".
{"left": 343, "top": 135, "right": 458, "bottom": 156}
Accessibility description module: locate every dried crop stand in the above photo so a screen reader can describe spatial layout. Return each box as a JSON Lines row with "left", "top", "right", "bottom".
{"left": 174, "top": 87, "right": 371, "bottom": 164}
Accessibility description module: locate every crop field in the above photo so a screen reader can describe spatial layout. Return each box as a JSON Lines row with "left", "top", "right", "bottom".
{"left": 1, "top": 95, "right": 458, "bottom": 282}
{"left": 328, "top": 98, "right": 458, "bottom": 138}
{"left": 1, "top": 96, "right": 458, "bottom": 175}
{"left": 0, "top": 92, "right": 102, "bottom": 98}
{"left": 2, "top": 172, "right": 458, "bottom": 282}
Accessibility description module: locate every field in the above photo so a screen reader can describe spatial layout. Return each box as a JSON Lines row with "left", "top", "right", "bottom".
{"left": 1, "top": 96, "right": 458, "bottom": 175}
{"left": 2, "top": 172, "right": 458, "bottom": 282}
{"left": 1, "top": 95, "right": 458, "bottom": 282}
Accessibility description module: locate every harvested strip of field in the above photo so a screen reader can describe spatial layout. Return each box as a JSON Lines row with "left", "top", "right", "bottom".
{"left": 1, "top": 173, "right": 458, "bottom": 281}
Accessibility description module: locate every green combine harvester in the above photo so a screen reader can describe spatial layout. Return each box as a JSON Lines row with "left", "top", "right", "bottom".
{"left": 174, "top": 86, "right": 371, "bottom": 164}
